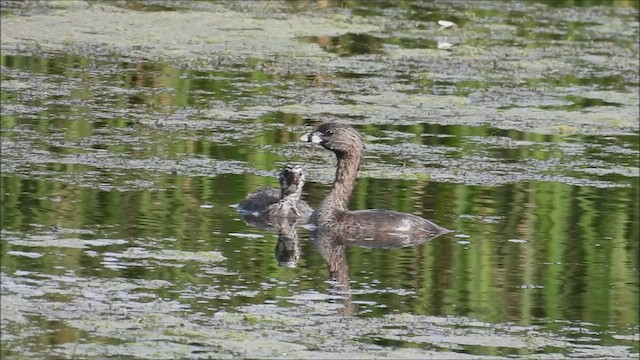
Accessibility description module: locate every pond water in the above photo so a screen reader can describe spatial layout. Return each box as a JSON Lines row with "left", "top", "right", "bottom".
{"left": 1, "top": 0, "right": 638, "bottom": 358}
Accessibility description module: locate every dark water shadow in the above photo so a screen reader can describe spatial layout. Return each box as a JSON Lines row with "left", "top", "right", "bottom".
{"left": 298, "top": 33, "right": 386, "bottom": 56}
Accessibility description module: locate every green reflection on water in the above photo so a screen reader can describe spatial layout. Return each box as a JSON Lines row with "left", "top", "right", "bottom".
{"left": 2, "top": 50, "right": 638, "bottom": 329}
{"left": 2, "top": 171, "right": 638, "bottom": 328}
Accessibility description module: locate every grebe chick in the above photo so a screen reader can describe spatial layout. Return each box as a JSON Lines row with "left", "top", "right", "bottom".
{"left": 238, "top": 164, "right": 312, "bottom": 220}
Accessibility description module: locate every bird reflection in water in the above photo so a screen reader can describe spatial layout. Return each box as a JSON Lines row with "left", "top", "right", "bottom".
{"left": 309, "top": 224, "right": 448, "bottom": 316}
{"left": 239, "top": 207, "right": 306, "bottom": 269}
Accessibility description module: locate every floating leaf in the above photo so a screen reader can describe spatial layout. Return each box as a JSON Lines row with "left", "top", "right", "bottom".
{"left": 437, "top": 20, "right": 457, "bottom": 30}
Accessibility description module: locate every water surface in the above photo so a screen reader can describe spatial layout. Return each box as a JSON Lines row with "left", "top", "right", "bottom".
{"left": 1, "top": 0, "right": 638, "bottom": 358}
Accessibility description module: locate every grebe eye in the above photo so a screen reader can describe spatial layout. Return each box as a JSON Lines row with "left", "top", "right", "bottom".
{"left": 324, "top": 129, "right": 333, "bottom": 136}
